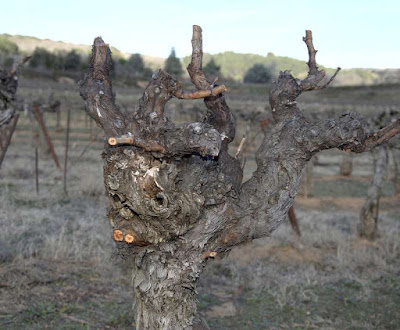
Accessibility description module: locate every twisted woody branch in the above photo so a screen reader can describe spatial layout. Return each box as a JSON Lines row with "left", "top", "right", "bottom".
{"left": 0, "top": 56, "right": 30, "bottom": 169}
{"left": 79, "top": 27, "right": 400, "bottom": 330}
{"left": 0, "top": 56, "right": 31, "bottom": 123}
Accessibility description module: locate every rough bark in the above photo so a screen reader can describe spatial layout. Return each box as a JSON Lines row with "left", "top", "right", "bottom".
{"left": 358, "top": 146, "right": 389, "bottom": 240}
{"left": 0, "top": 56, "right": 30, "bottom": 122}
{"left": 32, "top": 104, "right": 61, "bottom": 168}
{"left": 79, "top": 27, "right": 400, "bottom": 330}
{"left": 0, "top": 56, "right": 30, "bottom": 169}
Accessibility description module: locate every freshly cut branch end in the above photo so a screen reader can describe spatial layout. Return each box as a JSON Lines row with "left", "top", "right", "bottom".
{"left": 201, "top": 251, "right": 218, "bottom": 260}
{"left": 113, "top": 230, "right": 124, "bottom": 242}
{"left": 124, "top": 234, "right": 135, "bottom": 243}
{"left": 174, "top": 85, "right": 227, "bottom": 100}
{"left": 108, "top": 136, "right": 133, "bottom": 146}
{"left": 108, "top": 135, "right": 166, "bottom": 153}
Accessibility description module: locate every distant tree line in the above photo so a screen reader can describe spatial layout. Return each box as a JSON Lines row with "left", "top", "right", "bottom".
{"left": 1, "top": 36, "right": 272, "bottom": 85}
{"left": 29, "top": 48, "right": 83, "bottom": 71}
{"left": 183, "top": 54, "right": 273, "bottom": 84}
{"left": 0, "top": 36, "right": 20, "bottom": 69}
{"left": 28, "top": 47, "right": 156, "bottom": 84}
{"left": 4, "top": 37, "right": 278, "bottom": 86}
{"left": 203, "top": 58, "right": 221, "bottom": 80}
{"left": 0, "top": 41, "right": 188, "bottom": 86}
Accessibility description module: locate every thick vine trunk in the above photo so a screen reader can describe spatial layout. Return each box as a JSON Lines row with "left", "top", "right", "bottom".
{"left": 0, "top": 56, "right": 30, "bottom": 168}
{"left": 358, "top": 146, "right": 389, "bottom": 240}
{"left": 128, "top": 248, "right": 206, "bottom": 329}
{"left": 79, "top": 27, "right": 400, "bottom": 329}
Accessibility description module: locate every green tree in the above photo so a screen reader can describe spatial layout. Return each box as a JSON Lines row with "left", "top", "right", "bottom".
{"left": 29, "top": 47, "right": 49, "bottom": 68}
{"left": 64, "top": 50, "right": 81, "bottom": 71}
{"left": 128, "top": 53, "right": 145, "bottom": 73}
{"left": 141, "top": 67, "right": 153, "bottom": 81}
{"left": 203, "top": 58, "right": 221, "bottom": 78}
{"left": 53, "top": 52, "right": 66, "bottom": 70}
{"left": 44, "top": 53, "right": 59, "bottom": 70}
{"left": 244, "top": 63, "right": 273, "bottom": 84}
{"left": 29, "top": 47, "right": 63, "bottom": 70}
{"left": 0, "top": 36, "right": 18, "bottom": 55}
{"left": 164, "top": 48, "right": 183, "bottom": 78}
{"left": 124, "top": 53, "right": 153, "bottom": 81}
{"left": 118, "top": 57, "right": 127, "bottom": 65}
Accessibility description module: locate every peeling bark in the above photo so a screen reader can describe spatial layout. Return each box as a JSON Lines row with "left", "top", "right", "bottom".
{"left": 79, "top": 27, "right": 400, "bottom": 329}
{"left": 358, "top": 146, "right": 389, "bottom": 240}
{"left": 0, "top": 56, "right": 30, "bottom": 169}
{"left": 0, "top": 56, "right": 30, "bottom": 123}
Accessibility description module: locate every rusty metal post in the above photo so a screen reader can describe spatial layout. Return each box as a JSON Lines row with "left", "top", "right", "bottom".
{"left": 32, "top": 105, "right": 61, "bottom": 169}
{"left": 288, "top": 206, "right": 301, "bottom": 237}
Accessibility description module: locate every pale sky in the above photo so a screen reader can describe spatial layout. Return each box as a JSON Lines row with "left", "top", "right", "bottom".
{"left": 1, "top": 0, "right": 399, "bottom": 69}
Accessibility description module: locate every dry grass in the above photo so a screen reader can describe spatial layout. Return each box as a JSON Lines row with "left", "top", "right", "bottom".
{"left": 200, "top": 206, "right": 400, "bottom": 329}
{"left": 0, "top": 134, "right": 110, "bottom": 264}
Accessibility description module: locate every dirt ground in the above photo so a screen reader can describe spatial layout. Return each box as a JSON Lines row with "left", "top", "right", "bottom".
{"left": 0, "top": 78, "right": 399, "bottom": 329}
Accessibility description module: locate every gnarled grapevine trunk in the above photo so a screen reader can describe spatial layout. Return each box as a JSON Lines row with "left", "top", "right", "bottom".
{"left": 0, "top": 56, "right": 30, "bottom": 169}
{"left": 129, "top": 248, "right": 205, "bottom": 329}
{"left": 79, "top": 26, "right": 400, "bottom": 329}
